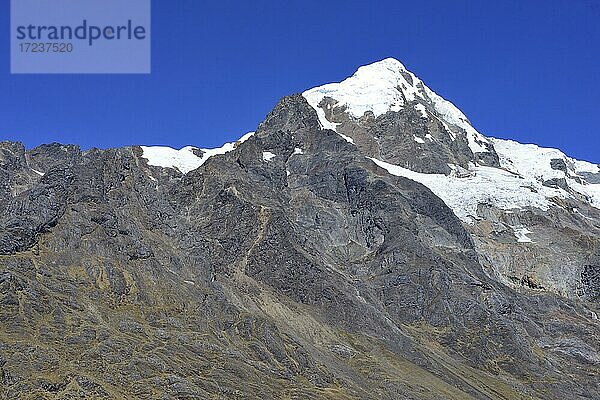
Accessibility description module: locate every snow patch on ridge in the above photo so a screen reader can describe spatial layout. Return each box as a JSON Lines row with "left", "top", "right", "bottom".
{"left": 139, "top": 146, "right": 203, "bottom": 174}
{"left": 141, "top": 132, "right": 255, "bottom": 174}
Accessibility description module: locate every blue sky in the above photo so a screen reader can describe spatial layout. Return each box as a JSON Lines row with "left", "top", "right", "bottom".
{"left": 1, "top": 0, "right": 599, "bottom": 163}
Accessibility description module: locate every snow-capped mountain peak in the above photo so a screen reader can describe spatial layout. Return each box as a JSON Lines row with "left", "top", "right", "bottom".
{"left": 303, "top": 57, "right": 491, "bottom": 154}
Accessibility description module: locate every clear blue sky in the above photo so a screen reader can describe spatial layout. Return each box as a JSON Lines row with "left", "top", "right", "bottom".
{"left": 1, "top": 0, "right": 599, "bottom": 163}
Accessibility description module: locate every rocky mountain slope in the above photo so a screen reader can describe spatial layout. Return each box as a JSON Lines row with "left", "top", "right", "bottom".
{"left": 0, "top": 59, "right": 598, "bottom": 399}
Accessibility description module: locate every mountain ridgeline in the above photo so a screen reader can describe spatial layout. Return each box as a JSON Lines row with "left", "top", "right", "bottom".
{"left": 0, "top": 59, "right": 599, "bottom": 399}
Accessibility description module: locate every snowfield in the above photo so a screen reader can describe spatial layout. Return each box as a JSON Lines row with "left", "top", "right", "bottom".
{"left": 368, "top": 139, "right": 600, "bottom": 225}
{"left": 368, "top": 157, "right": 564, "bottom": 225}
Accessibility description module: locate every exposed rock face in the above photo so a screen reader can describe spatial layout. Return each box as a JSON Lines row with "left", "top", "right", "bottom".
{"left": 0, "top": 60, "right": 599, "bottom": 399}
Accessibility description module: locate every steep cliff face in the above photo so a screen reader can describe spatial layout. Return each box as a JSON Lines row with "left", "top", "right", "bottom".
{"left": 0, "top": 60, "right": 599, "bottom": 399}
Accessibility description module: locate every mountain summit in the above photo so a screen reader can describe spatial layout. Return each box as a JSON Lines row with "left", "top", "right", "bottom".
{"left": 1, "top": 59, "right": 599, "bottom": 399}
{"left": 303, "top": 58, "right": 493, "bottom": 156}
